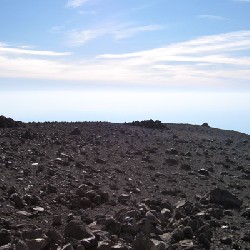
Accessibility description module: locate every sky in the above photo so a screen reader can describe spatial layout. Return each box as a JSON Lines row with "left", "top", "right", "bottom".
{"left": 0, "top": 0, "right": 250, "bottom": 134}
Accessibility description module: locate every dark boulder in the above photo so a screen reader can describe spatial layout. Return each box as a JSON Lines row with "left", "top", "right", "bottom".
{"left": 209, "top": 188, "right": 243, "bottom": 208}
{"left": 0, "top": 115, "right": 22, "bottom": 128}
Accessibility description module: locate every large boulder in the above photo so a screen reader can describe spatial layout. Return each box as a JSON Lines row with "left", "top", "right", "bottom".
{"left": 209, "top": 188, "right": 243, "bottom": 208}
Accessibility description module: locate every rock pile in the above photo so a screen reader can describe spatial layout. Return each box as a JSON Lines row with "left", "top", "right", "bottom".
{"left": 0, "top": 189, "right": 246, "bottom": 249}
{"left": 0, "top": 115, "right": 22, "bottom": 128}
{"left": 125, "top": 120, "right": 168, "bottom": 130}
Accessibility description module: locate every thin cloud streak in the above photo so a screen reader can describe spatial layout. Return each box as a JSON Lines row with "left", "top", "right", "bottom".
{"left": 0, "top": 44, "right": 71, "bottom": 57}
{"left": 66, "top": 0, "right": 90, "bottom": 8}
{"left": 68, "top": 24, "right": 163, "bottom": 46}
{"left": 0, "top": 30, "right": 250, "bottom": 90}
{"left": 198, "top": 14, "right": 228, "bottom": 21}
{"left": 234, "top": 0, "right": 250, "bottom": 2}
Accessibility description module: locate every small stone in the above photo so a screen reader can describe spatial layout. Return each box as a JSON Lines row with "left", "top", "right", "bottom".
{"left": 224, "top": 210, "right": 234, "bottom": 216}
{"left": 180, "top": 164, "right": 191, "bottom": 171}
{"left": 160, "top": 208, "right": 171, "bottom": 221}
{"left": 198, "top": 168, "right": 210, "bottom": 176}
{"left": 52, "top": 214, "right": 62, "bottom": 226}
{"left": 149, "top": 239, "right": 167, "bottom": 250}
{"left": 179, "top": 239, "right": 194, "bottom": 247}
{"left": 220, "top": 236, "right": 232, "bottom": 245}
{"left": 47, "top": 184, "right": 57, "bottom": 193}
{"left": 22, "top": 228, "right": 43, "bottom": 240}
{"left": 16, "top": 211, "right": 32, "bottom": 217}
{"left": 16, "top": 240, "right": 28, "bottom": 250}
{"left": 10, "top": 193, "right": 26, "bottom": 208}
{"left": 118, "top": 194, "right": 131, "bottom": 204}
{"left": 183, "top": 226, "right": 193, "bottom": 239}
{"left": 26, "top": 237, "right": 50, "bottom": 250}
{"left": 70, "top": 127, "right": 81, "bottom": 135}
{"left": 32, "top": 207, "right": 44, "bottom": 212}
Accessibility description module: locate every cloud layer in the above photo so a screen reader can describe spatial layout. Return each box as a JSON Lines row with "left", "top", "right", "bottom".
{"left": 1, "top": 30, "right": 250, "bottom": 90}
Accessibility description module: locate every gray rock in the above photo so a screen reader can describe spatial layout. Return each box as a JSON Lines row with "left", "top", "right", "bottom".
{"left": 198, "top": 169, "right": 210, "bottom": 176}
{"left": 118, "top": 194, "right": 131, "bottom": 204}
{"left": 180, "top": 164, "right": 191, "bottom": 171}
{"left": 146, "top": 211, "right": 160, "bottom": 224}
{"left": 0, "top": 244, "right": 13, "bottom": 250}
{"left": 76, "top": 246, "right": 86, "bottom": 250}
{"left": 22, "top": 228, "right": 43, "bottom": 240}
{"left": 172, "top": 228, "right": 184, "bottom": 242}
{"left": 46, "top": 229, "right": 63, "bottom": 243}
{"left": 183, "top": 226, "right": 193, "bottom": 239}
{"left": 0, "top": 230, "right": 11, "bottom": 246}
{"left": 111, "top": 243, "right": 129, "bottom": 249}
{"left": 179, "top": 239, "right": 194, "bottom": 248}
{"left": 97, "top": 241, "right": 111, "bottom": 250}
{"left": 62, "top": 243, "right": 74, "bottom": 250}
{"left": 196, "top": 225, "right": 212, "bottom": 250}
{"left": 160, "top": 208, "right": 171, "bottom": 221}
{"left": 64, "top": 220, "right": 93, "bottom": 240}
{"left": 16, "top": 211, "right": 33, "bottom": 218}
{"left": 137, "top": 218, "right": 153, "bottom": 235}
{"left": 80, "top": 235, "right": 98, "bottom": 248}
{"left": 220, "top": 236, "right": 232, "bottom": 245}
{"left": 242, "top": 230, "right": 250, "bottom": 242}
{"left": 70, "top": 127, "right": 81, "bottom": 135}
{"left": 25, "top": 237, "right": 50, "bottom": 250}
{"left": 52, "top": 214, "right": 62, "bottom": 226}
{"left": 16, "top": 240, "right": 28, "bottom": 250}
{"left": 149, "top": 239, "right": 167, "bottom": 250}
{"left": 10, "top": 193, "right": 26, "bottom": 208}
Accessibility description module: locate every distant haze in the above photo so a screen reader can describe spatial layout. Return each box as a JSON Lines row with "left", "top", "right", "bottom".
{"left": 0, "top": 0, "right": 250, "bottom": 134}
{"left": 1, "top": 90, "right": 249, "bottom": 135}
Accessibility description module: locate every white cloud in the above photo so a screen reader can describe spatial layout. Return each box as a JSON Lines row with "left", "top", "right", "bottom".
{"left": 68, "top": 29, "right": 105, "bottom": 46}
{"left": 113, "top": 25, "right": 162, "bottom": 40}
{"left": 198, "top": 15, "right": 227, "bottom": 21}
{"left": 68, "top": 24, "right": 163, "bottom": 46}
{"left": 234, "top": 0, "right": 250, "bottom": 2}
{"left": 66, "top": 0, "right": 90, "bottom": 8}
{"left": 0, "top": 44, "right": 71, "bottom": 56}
{"left": 0, "top": 30, "right": 250, "bottom": 90}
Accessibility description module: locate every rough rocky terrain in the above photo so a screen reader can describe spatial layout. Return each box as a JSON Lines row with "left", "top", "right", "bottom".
{"left": 0, "top": 117, "right": 250, "bottom": 250}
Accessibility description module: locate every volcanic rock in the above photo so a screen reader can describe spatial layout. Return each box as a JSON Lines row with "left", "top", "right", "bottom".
{"left": 0, "top": 229, "right": 11, "bottom": 246}
{"left": 209, "top": 188, "right": 243, "bottom": 208}
{"left": 64, "top": 220, "right": 93, "bottom": 240}
{"left": 1, "top": 118, "right": 250, "bottom": 249}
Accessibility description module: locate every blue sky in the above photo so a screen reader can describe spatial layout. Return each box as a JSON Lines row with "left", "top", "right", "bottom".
{"left": 0, "top": 0, "right": 250, "bottom": 133}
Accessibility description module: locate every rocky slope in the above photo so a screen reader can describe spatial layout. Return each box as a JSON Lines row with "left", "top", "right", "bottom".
{"left": 0, "top": 118, "right": 250, "bottom": 250}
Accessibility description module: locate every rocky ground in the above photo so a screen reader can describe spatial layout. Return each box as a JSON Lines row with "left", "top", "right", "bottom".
{"left": 0, "top": 117, "right": 250, "bottom": 250}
